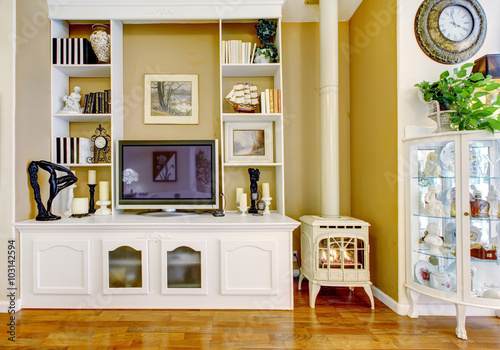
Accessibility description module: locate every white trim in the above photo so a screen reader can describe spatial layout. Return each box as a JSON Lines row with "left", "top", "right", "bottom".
{"left": 0, "top": 299, "right": 21, "bottom": 314}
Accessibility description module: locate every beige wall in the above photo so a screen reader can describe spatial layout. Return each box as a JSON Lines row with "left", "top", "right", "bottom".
{"left": 350, "top": 0, "right": 399, "bottom": 301}
{"left": 15, "top": 0, "right": 51, "bottom": 222}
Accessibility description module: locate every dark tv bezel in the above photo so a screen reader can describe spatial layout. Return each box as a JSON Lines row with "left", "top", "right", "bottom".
{"left": 117, "top": 139, "right": 219, "bottom": 210}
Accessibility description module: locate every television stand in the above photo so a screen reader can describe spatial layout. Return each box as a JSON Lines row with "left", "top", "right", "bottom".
{"left": 15, "top": 211, "right": 299, "bottom": 310}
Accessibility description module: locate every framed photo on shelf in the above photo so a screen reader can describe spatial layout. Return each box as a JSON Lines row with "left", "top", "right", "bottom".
{"left": 225, "top": 121, "right": 274, "bottom": 164}
{"left": 144, "top": 74, "right": 199, "bottom": 124}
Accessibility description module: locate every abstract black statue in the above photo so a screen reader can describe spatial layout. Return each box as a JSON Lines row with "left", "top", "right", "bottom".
{"left": 248, "top": 168, "right": 260, "bottom": 214}
{"left": 28, "top": 160, "right": 78, "bottom": 221}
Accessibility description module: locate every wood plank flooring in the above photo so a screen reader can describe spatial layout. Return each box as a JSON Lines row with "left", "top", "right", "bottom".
{"left": 1, "top": 282, "right": 500, "bottom": 349}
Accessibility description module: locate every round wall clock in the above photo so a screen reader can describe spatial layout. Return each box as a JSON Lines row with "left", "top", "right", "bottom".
{"left": 415, "top": 0, "right": 487, "bottom": 64}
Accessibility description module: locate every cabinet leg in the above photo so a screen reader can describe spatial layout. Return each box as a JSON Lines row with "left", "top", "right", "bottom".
{"left": 308, "top": 281, "right": 321, "bottom": 308}
{"left": 363, "top": 284, "right": 375, "bottom": 309}
{"left": 455, "top": 304, "right": 468, "bottom": 340}
{"left": 298, "top": 273, "right": 304, "bottom": 291}
{"left": 407, "top": 288, "right": 420, "bottom": 318}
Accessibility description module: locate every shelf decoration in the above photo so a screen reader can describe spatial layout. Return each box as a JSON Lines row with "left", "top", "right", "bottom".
{"left": 90, "top": 24, "right": 111, "bottom": 63}
{"left": 224, "top": 121, "right": 274, "bottom": 164}
{"left": 254, "top": 19, "right": 279, "bottom": 63}
{"left": 248, "top": 168, "right": 260, "bottom": 214}
{"left": 52, "top": 37, "right": 98, "bottom": 65}
{"left": 59, "top": 86, "right": 83, "bottom": 114}
{"left": 225, "top": 83, "right": 259, "bottom": 113}
{"left": 144, "top": 74, "right": 199, "bottom": 124}
{"left": 90, "top": 124, "right": 111, "bottom": 163}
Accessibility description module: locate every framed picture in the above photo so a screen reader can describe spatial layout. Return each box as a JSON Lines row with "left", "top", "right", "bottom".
{"left": 144, "top": 74, "right": 199, "bottom": 124}
{"left": 225, "top": 121, "right": 274, "bottom": 164}
{"left": 153, "top": 151, "right": 177, "bottom": 182}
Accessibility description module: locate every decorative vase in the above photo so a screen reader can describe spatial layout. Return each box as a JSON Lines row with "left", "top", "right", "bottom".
{"left": 428, "top": 111, "right": 455, "bottom": 133}
{"left": 90, "top": 24, "right": 111, "bottom": 63}
{"left": 254, "top": 49, "right": 270, "bottom": 64}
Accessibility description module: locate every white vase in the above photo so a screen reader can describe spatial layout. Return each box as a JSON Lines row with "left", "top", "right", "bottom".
{"left": 254, "top": 50, "right": 270, "bottom": 64}
{"left": 90, "top": 24, "right": 111, "bottom": 63}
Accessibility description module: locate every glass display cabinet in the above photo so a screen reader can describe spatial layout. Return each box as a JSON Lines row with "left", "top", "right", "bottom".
{"left": 405, "top": 131, "right": 500, "bottom": 340}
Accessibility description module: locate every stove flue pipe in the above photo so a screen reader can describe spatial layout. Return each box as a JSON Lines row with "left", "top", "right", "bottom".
{"left": 319, "top": 0, "right": 340, "bottom": 218}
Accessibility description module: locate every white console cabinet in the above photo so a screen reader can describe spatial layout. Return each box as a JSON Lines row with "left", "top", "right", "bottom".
{"left": 16, "top": 212, "right": 298, "bottom": 309}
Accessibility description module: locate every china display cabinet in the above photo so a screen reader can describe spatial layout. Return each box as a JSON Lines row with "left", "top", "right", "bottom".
{"left": 405, "top": 131, "right": 500, "bottom": 340}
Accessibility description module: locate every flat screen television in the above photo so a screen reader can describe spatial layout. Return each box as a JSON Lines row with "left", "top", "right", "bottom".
{"left": 117, "top": 139, "right": 219, "bottom": 211}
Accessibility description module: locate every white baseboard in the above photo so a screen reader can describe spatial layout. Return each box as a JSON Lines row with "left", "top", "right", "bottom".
{"left": 0, "top": 299, "right": 21, "bottom": 314}
{"left": 371, "top": 286, "right": 497, "bottom": 316}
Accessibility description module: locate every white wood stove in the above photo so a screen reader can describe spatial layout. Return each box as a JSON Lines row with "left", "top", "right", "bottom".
{"left": 299, "top": 216, "right": 374, "bottom": 309}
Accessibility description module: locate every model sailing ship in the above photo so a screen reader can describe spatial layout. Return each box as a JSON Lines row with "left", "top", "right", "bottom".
{"left": 225, "top": 83, "right": 259, "bottom": 113}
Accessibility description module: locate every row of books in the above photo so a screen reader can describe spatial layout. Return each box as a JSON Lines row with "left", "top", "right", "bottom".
{"left": 222, "top": 40, "right": 257, "bottom": 64}
{"left": 260, "top": 89, "right": 281, "bottom": 114}
{"left": 55, "top": 137, "right": 93, "bottom": 164}
{"left": 83, "top": 90, "right": 111, "bottom": 114}
{"left": 52, "top": 38, "right": 98, "bottom": 65}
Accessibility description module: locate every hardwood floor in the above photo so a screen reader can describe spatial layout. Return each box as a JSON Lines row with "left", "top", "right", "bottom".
{"left": 2, "top": 282, "right": 500, "bottom": 349}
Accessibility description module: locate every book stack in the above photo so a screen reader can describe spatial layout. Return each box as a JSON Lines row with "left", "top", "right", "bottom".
{"left": 55, "top": 137, "right": 93, "bottom": 164}
{"left": 260, "top": 89, "right": 281, "bottom": 113}
{"left": 83, "top": 90, "right": 111, "bottom": 114}
{"left": 52, "top": 38, "right": 98, "bottom": 65}
{"left": 222, "top": 40, "right": 257, "bottom": 64}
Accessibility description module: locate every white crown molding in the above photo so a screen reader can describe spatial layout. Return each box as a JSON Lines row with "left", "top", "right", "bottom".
{"left": 47, "top": 0, "right": 288, "bottom": 21}
{"left": 283, "top": 0, "right": 363, "bottom": 22}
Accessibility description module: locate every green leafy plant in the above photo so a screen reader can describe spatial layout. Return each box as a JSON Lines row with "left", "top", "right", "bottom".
{"left": 254, "top": 19, "right": 279, "bottom": 63}
{"left": 415, "top": 63, "right": 500, "bottom": 132}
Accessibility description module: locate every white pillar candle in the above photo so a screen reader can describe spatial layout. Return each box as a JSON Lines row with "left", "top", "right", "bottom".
{"left": 236, "top": 187, "right": 243, "bottom": 204}
{"left": 99, "top": 181, "right": 109, "bottom": 201}
{"left": 240, "top": 193, "right": 247, "bottom": 208}
{"left": 262, "top": 183, "right": 270, "bottom": 198}
{"left": 88, "top": 170, "right": 96, "bottom": 185}
{"left": 72, "top": 197, "right": 88, "bottom": 214}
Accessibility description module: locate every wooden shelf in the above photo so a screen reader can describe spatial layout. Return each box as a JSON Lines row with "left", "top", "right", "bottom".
{"left": 53, "top": 64, "right": 111, "bottom": 77}
{"left": 222, "top": 63, "right": 280, "bottom": 77}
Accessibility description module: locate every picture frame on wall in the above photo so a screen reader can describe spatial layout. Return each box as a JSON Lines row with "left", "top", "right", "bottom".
{"left": 224, "top": 121, "right": 274, "bottom": 164}
{"left": 144, "top": 74, "right": 199, "bottom": 124}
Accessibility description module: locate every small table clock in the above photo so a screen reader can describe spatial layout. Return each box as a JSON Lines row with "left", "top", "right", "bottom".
{"left": 90, "top": 124, "right": 111, "bottom": 163}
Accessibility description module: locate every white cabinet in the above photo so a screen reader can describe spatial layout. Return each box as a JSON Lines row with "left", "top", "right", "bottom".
{"left": 16, "top": 212, "right": 298, "bottom": 309}
{"left": 404, "top": 131, "right": 500, "bottom": 339}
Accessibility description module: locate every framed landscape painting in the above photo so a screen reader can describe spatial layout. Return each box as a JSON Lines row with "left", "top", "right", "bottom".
{"left": 224, "top": 121, "right": 274, "bottom": 164}
{"left": 144, "top": 74, "right": 199, "bottom": 124}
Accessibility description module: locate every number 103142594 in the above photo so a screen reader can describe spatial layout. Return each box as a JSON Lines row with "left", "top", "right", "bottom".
{"left": 7, "top": 240, "right": 15, "bottom": 286}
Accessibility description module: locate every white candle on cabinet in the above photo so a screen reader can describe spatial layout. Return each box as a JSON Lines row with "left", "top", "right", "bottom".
{"left": 236, "top": 187, "right": 243, "bottom": 204}
{"left": 240, "top": 193, "right": 247, "bottom": 208}
{"left": 88, "top": 170, "right": 96, "bottom": 185}
{"left": 72, "top": 198, "right": 88, "bottom": 214}
{"left": 99, "top": 181, "right": 109, "bottom": 201}
{"left": 262, "top": 183, "right": 270, "bottom": 198}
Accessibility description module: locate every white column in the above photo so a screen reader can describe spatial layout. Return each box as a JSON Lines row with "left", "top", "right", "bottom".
{"left": 319, "top": 0, "right": 340, "bottom": 218}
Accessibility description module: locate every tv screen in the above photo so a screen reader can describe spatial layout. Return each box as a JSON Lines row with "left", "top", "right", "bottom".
{"left": 117, "top": 140, "right": 219, "bottom": 210}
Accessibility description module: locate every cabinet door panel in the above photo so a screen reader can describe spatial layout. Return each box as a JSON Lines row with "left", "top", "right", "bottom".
{"left": 161, "top": 240, "right": 207, "bottom": 295}
{"left": 220, "top": 239, "right": 277, "bottom": 295}
{"left": 33, "top": 239, "right": 90, "bottom": 294}
{"left": 102, "top": 240, "right": 149, "bottom": 294}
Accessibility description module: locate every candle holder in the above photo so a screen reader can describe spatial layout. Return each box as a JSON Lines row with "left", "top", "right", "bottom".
{"left": 88, "top": 184, "right": 97, "bottom": 214}
{"left": 238, "top": 206, "right": 249, "bottom": 215}
{"left": 95, "top": 200, "right": 112, "bottom": 216}
{"left": 262, "top": 197, "right": 272, "bottom": 215}
{"left": 64, "top": 183, "right": 77, "bottom": 216}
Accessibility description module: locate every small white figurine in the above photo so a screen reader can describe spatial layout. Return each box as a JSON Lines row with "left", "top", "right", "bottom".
{"left": 60, "top": 86, "right": 83, "bottom": 114}
{"left": 439, "top": 142, "right": 455, "bottom": 177}
{"left": 423, "top": 152, "right": 441, "bottom": 177}
{"left": 424, "top": 222, "right": 443, "bottom": 255}
{"left": 425, "top": 185, "right": 447, "bottom": 217}
{"left": 487, "top": 184, "right": 500, "bottom": 217}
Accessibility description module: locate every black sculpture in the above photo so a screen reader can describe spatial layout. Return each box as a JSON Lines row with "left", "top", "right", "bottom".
{"left": 248, "top": 168, "right": 260, "bottom": 214}
{"left": 28, "top": 160, "right": 78, "bottom": 221}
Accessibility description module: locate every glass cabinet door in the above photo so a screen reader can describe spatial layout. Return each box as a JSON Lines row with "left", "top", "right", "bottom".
{"left": 465, "top": 136, "right": 500, "bottom": 303}
{"left": 408, "top": 139, "right": 458, "bottom": 296}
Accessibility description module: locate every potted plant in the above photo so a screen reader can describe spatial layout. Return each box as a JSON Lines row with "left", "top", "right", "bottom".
{"left": 415, "top": 63, "right": 500, "bottom": 132}
{"left": 254, "top": 19, "right": 279, "bottom": 63}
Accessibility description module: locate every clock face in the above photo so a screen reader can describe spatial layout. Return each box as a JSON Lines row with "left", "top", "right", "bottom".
{"left": 438, "top": 5, "right": 473, "bottom": 42}
{"left": 95, "top": 136, "right": 107, "bottom": 149}
{"left": 415, "top": 0, "right": 486, "bottom": 64}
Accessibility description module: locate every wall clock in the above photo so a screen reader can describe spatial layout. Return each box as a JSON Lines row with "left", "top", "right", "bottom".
{"left": 90, "top": 124, "right": 111, "bottom": 163}
{"left": 415, "top": 0, "right": 487, "bottom": 64}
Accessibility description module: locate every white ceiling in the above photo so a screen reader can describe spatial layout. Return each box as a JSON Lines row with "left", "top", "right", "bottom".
{"left": 282, "top": 0, "right": 363, "bottom": 22}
